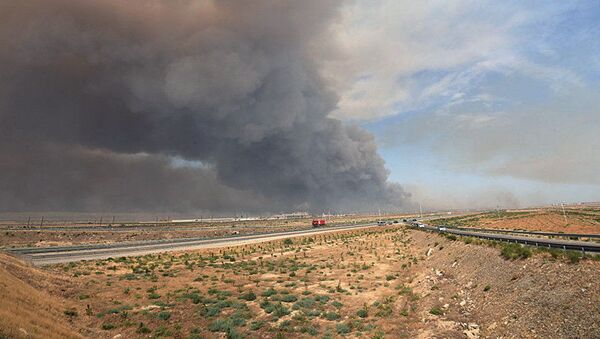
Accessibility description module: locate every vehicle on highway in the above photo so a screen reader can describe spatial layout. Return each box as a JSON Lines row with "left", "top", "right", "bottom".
{"left": 377, "top": 221, "right": 386, "bottom": 226}
{"left": 312, "top": 219, "right": 326, "bottom": 227}
{"left": 438, "top": 227, "right": 447, "bottom": 231}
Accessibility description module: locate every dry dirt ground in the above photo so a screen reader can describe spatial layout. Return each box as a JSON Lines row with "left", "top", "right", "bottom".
{"left": 1, "top": 225, "right": 599, "bottom": 338}
{"left": 429, "top": 206, "right": 600, "bottom": 235}
{"left": 0, "top": 215, "right": 410, "bottom": 248}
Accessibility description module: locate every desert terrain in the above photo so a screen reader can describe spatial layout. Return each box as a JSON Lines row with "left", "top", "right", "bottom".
{"left": 429, "top": 205, "right": 600, "bottom": 235}
{"left": 0, "top": 215, "right": 411, "bottom": 249}
{"left": 1, "top": 223, "right": 599, "bottom": 338}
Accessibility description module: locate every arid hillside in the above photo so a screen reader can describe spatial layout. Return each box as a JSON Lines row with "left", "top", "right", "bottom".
{"left": 430, "top": 207, "right": 600, "bottom": 234}
{"left": 1, "top": 225, "right": 599, "bottom": 338}
{"left": 0, "top": 254, "right": 80, "bottom": 338}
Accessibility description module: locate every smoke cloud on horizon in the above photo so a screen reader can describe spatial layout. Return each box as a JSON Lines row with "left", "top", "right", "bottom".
{"left": 0, "top": 0, "right": 410, "bottom": 214}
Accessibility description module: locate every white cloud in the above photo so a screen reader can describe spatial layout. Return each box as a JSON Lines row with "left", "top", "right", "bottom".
{"left": 320, "top": 1, "right": 580, "bottom": 121}
{"left": 320, "top": 1, "right": 524, "bottom": 120}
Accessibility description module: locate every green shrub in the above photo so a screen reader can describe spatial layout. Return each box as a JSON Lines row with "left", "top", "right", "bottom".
{"left": 136, "top": 322, "right": 151, "bottom": 334}
{"left": 250, "top": 320, "right": 264, "bottom": 330}
{"left": 336, "top": 322, "right": 351, "bottom": 334}
{"left": 205, "top": 305, "right": 223, "bottom": 317}
{"left": 324, "top": 311, "right": 340, "bottom": 321}
{"left": 483, "top": 285, "right": 491, "bottom": 292}
{"left": 260, "top": 299, "right": 275, "bottom": 314}
{"left": 429, "top": 307, "right": 443, "bottom": 316}
{"left": 315, "top": 295, "right": 330, "bottom": 304}
{"left": 261, "top": 288, "right": 277, "bottom": 297}
{"left": 209, "top": 319, "right": 232, "bottom": 332}
{"left": 293, "top": 297, "right": 316, "bottom": 310}
{"left": 398, "top": 285, "right": 412, "bottom": 295}
{"left": 500, "top": 243, "right": 532, "bottom": 260}
{"left": 158, "top": 311, "right": 171, "bottom": 321}
{"left": 239, "top": 291, "right": 257, "bottom": 301}
{"left": 356, "top": 309, "right": 368, "bottom": 318}
{"left": 280, "top": 294, "right": 297, "bottom": 303}
{"left": 300, "top": 325, "right": 319, "bottom": 336}
{"left": 101, "top": 323, "right": 116, "bottom": 330}
{"left": 148, "top": 292, "right": 161, "bottom": 299}
{"left": 566, "top": 250, "right": 582, "bottom": 264}
{"left": 272, "top": 303, "right": 290, "bottom": 318}
{"left": 183, "top": 292, "right": 202, "bottom": 304}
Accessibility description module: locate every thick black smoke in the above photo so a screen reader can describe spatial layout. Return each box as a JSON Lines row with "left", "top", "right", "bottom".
{"left": 0, "top": 0, "right": 410, "bottom": 213}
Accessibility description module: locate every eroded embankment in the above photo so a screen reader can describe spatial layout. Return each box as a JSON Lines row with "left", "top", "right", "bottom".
{"left": 0, "top": 253, "right": 80, "bottom": 338}
{"left": 407, "top": 230, "right": 600, "bottom": 338}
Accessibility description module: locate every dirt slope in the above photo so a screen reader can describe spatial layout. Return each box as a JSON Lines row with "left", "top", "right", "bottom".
{"left": 409, "top": 230, "right": 600, "bottom": 338}
{"left": 0, "top": 254, "right": 80, "bottom": 339}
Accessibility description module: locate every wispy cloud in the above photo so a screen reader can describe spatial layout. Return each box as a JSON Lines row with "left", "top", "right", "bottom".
{"left": 323, "top": 1, "right": 587, "bottom": 121}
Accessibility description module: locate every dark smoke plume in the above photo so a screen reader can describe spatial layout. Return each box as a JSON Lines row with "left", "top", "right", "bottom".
{"left": 0, "top": 0, "right": 410, "bottom": 213}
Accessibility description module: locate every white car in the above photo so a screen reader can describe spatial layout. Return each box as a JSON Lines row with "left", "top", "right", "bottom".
{"left": 377, "top": 221, "right": 386, "bottom": 226}
{"left": 438, "top": 227, "right": 447, "bottom": 231}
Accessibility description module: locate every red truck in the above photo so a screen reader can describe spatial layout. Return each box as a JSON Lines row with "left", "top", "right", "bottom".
{"left": 312, "top": 219, "right": 326, "bottom": 227}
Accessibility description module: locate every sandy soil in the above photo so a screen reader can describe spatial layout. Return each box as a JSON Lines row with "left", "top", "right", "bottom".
{"left": 2, "top": 225, "right": 599, "bottom": 338}
{"left": 431, "top": 207, "right": 600, "bottom": 234}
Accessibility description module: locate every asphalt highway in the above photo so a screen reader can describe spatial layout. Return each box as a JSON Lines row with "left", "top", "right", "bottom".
{"left": 7, "top": 222, "right": 380, "bottom": 266}
{"left": 10, "top": 219, "right": 598, "bottom": 266}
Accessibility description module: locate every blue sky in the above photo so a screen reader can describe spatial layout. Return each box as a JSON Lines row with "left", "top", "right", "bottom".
{"left": 327, "top": 1, "right": 600, "bottom": 209}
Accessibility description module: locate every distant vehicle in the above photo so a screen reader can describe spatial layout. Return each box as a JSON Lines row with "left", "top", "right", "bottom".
{"left": 402, "top": 219, "right": 407, "bottom": 222}
{"left": 438, "top": 227, "right": 447, "bottom": 231}
{"left": 417, "top": 223, "right": 425, "bottom": 228}
{"left": 393, "top": 220, "right": 399, "bottom": 224}
{"left": 312, "top": 219, "right": 326, "bottom": 227}
{"left": 377, "top": 221, "right": 386, "bottom": 226}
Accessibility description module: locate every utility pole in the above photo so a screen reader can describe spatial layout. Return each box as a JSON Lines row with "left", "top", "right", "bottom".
{"left": 99, "top": 216, "right": 103, "bottom": 227}
{"left": 561, "top": 203, "right": 568, "bottom": 225}
{"left": 419, "top": 203, "right": 423, "bottom": 218}
{"left": 40, "top": 216, "right": 44, "bottom": 228}
{"left": 26, "top": 216, "right": 30, "bottom": 228}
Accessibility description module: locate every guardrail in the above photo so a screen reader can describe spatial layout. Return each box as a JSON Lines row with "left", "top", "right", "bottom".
{"left": 411, "top": 223, "right": 600, "bottom": 253}
{"left": 451, "top": 227, "right": 600, "bottom": 239}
